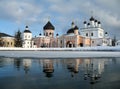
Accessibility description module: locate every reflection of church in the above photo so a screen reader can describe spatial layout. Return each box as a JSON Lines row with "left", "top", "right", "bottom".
{"left": 67, "top": 59, "right": 82, "bottom": 74}
{"left": 84, "top": 58, "right": 106, "bottom": 84}
{"left": 22, "top": 16, "right": 112, "bottom": 48}
{"left": 23, "top": 59, "right": 32, "bottom": 74}
{"left": 43, "top": 59, "right": 54, "bottom": 77}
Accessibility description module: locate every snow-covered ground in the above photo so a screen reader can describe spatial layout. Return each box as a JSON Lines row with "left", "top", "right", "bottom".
{"left": 0, "top": 46, "right": 120, "bottom": 51}
{"left": 0, "top": 46, "right": 120, "bottom": 58}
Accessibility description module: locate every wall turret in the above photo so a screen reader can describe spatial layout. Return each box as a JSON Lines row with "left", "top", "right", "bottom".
{"left": 74, "top": 26, "right": 79, "bottom": 35}
{"left": 71, "top": 21, "right": 75, "bottom": 28}
{"left": 23, "top": 25, "right": 33, "bottom": 48}
{"left": 83, "top": 21, "right": 87, "bottom": 28}
{"left": 95, "top": 19, "right": 98, "bottom": 27}
{"left": 90, "top": 16, "right": 95, "bottom": 27}
{"left": 98, "top": 21, "right": 101, "bottom": 28}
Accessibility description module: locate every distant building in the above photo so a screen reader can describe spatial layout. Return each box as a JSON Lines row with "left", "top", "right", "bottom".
{"left": 80, "top": 16, "right": 112, "bottom": 46}
{"left": 22, "top": 16, "right": 112, "bottom": 48}
{"left": 0, "top": 33, "right": 15, "bottom": 47}
{"left": 33, "top": 21, "right": 57, "bottom": 48}
{"left": 58, "top": 22, "right": 90, "bottom": 48}
{"left": 22, "top": 26, "right": 36, "bottom": 48}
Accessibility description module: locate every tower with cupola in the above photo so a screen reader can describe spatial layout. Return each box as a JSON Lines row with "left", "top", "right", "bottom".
{"left": 43, "top": 21, "right": 55, "bottom": 37}
{"left": 81, "top": 16, "right": 104, "bottom": 39}
{"left": 22, "top": 26, "right": 33, "bottom": 48}
{"left": 81, "top": 16, "right": 111, "bottom": 46}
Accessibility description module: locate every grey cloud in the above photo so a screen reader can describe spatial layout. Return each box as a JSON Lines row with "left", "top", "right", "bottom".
{"left": 0, "top": 0, "right": 42, "bottom": 24}
{"left": 47, "top": 0, "right": 120, "bottom": 38}
{"left": 0, "top": 0, "right": 120, "bottom": 39}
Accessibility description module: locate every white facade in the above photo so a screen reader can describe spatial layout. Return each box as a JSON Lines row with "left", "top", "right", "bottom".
{"left": 22, "top": 26, "right": 35, "bottom": 48}
{"left": 80, "top": 28, "right": 104, "bottom": 39}
{"left": 80, "top": 16, "right": 112, "bottom": 46}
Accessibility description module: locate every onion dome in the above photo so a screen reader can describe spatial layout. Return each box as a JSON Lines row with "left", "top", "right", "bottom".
{"left": 105, "top": 32, "right": 108, "bottom": 34}
{"left": 39, "top": 33, "right": 41, "bottom": 36}
{"left": 83, "top": 21, "right": 87, "bottom": 24}
{"left": 24, "top": 26, "right": 31, "bottom": 33}
{"left": 74, "top": 26, "right": 79, "bottom": 30}
{"left": 95, "top": 19, "right": 97, "bottom": 22}
{"left": 43, "top": 21, "right": 55, "bottom": 30}
{"left": 67, "top": 28, "right": 74, "bottom": 34}
{"left": 67, "top": 25, "right": 79, "bottom": 34}
{"left": 98, "top": 21, "right": 101, "bottom": 24}
{"left": 87, "top": 23, "right": 90, "bottom": 25}
{"left": 56, "top": 33, "right": 59, "bottom": 36}
{"left": 90, "top": 16, "right": 94, "bottom": 21}
{"left": 71, "top": 21, "right": 75, "bottom": 25}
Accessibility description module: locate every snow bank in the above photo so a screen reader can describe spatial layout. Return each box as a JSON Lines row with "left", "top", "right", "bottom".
{"left": 0, "top": 46, "right": 120, "bottom": 51}
{"left": 0, "top": 46, "right": 120, "bottom": 58}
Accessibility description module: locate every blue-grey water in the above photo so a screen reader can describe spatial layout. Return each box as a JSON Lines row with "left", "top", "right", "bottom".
{"left": 0, "top": 57, "right": 120, "bottom": 89}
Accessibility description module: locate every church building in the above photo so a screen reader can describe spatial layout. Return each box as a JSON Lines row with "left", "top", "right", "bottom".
{"left": 57, "top": 22, "right": 90, "bottom": 48}
{"left": 22, "top": 26, "right": 36, "bottom": 48}
{"left": 80, "top": 16, "right": 112, "bottom": 46}
{"left": 22, "top": 16, "right": 112, "bottom": 48}
{"left": 33, "top": 21, "right": 57, "bottom": 48}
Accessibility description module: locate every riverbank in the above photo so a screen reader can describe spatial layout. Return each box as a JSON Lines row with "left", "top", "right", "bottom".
{"left": 0, "top": 46, "right": 120, "bottom": 58}
{"left": 0, "top": 46, "right": 120, "bottom": 51}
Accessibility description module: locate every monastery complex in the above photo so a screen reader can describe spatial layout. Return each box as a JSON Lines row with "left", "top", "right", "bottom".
{"left": 0, "top": 16, "right": 117, "bottom": 48}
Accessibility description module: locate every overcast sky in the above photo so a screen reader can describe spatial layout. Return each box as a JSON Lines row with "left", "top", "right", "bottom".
{"left": 0, "top": 0, "right": 120, "bottom": 39}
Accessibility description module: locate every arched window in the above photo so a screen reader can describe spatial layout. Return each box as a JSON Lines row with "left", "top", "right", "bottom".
{"left": 91, "top": 33, "right": 93, "bottom": 36}
{"left": 80, "top": 43, "right": 83, "bottom": 47}
{"left": 86, "top": 33, "right": 88, "bottom": 36}
{"left": 61, "top": 40, "right": 62, "bottom": 44}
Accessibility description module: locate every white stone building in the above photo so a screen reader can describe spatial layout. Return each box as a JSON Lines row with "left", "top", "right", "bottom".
{"left": 80, "top": 16, "right": 112, "bottom": 46}
{"left": 22, "top": 26, "right": 36, "bottom": 48}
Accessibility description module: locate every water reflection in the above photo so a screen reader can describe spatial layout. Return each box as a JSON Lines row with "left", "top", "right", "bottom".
{"left": 14, "top": 58, "right": 21, "bottom": 70}
{"left": 23, "top": 59, "right": 32, "bottom": 74}
{"left": 67, "top": 59, "right": 81, "bottom": 78}
{"left": 84, "top": 59, "right": 103, "bottom": 84}
{"left": 0, "top": 57, "right": 120, "bottom": 89}
{"left": 0, "top": 58, "right": 4, "bottom": 68}
{"left": 43, "top": 59, "right": 54, "bottom": 78}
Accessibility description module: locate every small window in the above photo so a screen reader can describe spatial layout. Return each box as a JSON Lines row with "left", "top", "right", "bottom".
{"left": 86, "top": 33, "right": 88, "bottom": 36}
{"left": 91, "top": 33, "right": 93, "bottom": 36}
{"left": 61, "top": 40, "right": 62, "bottom": 44}
{"left": 46, "top": 32, "right": 48, "bottom": 36}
